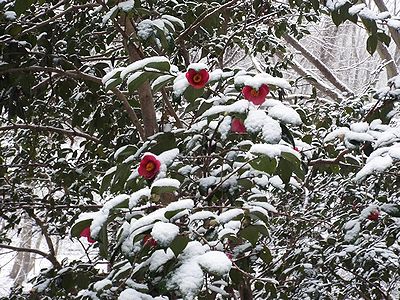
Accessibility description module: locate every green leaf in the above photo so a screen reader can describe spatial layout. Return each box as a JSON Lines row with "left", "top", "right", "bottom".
{"left": 146, "top": 60, "right": 171, "bottom": 72}
{"left": 164, "top": 208, "right": 184, "bottom": 220}
{"left": 259, "top": 247, "right": 272, "bottom": 264}
{"left": 250, "top": 156, "right": 277, "bottom": 174}
{"left": 331, "top": 10, "right": 342, "bottom": 26}
{"left": 362, "top": 18, "right": 378, "bottom": 34}
{"left": 70, "top": 219, "right": 92, "bottom": 238}
{"left": 152, "top": 75, "right": 174, "bottom": 92}
{"left": 366, "top": 35, "right": 378, "bottom": 55}
{"left": 148, "top": 132, "right": 177, "bottom": 155}
{"left": 170, "top": 235, "right": 189, "bottom": 256}
{"left": 127, "top": 71, "right": 158, "bottom": 92}
{"left": 15, "top": 0, "right": 35, "bottom": 15}
{"left": 238, "top": 225, "right": 259, "bottom": 246}
{"left": 152, "top": 184, "right": 179, "bottom": 195}
{"left": 280, "top": 123, "right": 295, "bottom": 147}
{"left": 184, "top": 86, "right": 204, "bottom": 103}
{"left": 105, "top": 77, "right": 122, "bottom": 91}
{"left": 377, "top": 32, "right": 391, "bottom": 47}
{"left": 277, "top": 158, "right": 292, "bottom": 184}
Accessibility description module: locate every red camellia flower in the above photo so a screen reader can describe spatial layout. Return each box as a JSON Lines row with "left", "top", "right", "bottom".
{"left": 80, "top": 227, "right": 95, "bottom": 244}
{"left": 242, "top": 84, "right": 270, "bottom": 105}
{"left": 143, "top": 234, "right": 158, "bottom": 247}
{"left": 138, "top": 154, "right": 161, "bottom": 180}
{"left": 231, "top": 118, "right": 246, "bottom": 134}
{"left": 367, "top": 210, "right": 380, "bottom": 221}
{"left": 185, "top": 69, "right": 210, "bottom": 89}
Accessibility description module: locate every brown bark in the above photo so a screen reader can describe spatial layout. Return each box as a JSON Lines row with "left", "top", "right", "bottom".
{"left": 123, "top": 18, "right": 158, "bottom": 138}
{"left": 373, "top": 0, "right": 400, "bottom": 50}
{"left": 376, "top": 42, "right": 398, "bottom": 78}
{"left": 283, "top": 34, "right": 354, "bottom": 96}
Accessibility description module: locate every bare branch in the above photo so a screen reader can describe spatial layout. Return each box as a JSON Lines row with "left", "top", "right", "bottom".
{"left": 0, "top": 124, "right": 101, "bottom": 143}
{"left": 0, "top": 244, "right": 61, "bottom": 269}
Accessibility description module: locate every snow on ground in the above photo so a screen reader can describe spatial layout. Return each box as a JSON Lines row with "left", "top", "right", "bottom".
{"left": 0, "top": 230, "right": 103, "bottom": 297}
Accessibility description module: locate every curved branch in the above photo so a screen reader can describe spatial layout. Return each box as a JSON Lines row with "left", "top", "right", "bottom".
{"left": 0, "top": 124, "right": 101, "bottom": 143}
{"left": 0, "top": 244, "right": 61, "bottom": 269}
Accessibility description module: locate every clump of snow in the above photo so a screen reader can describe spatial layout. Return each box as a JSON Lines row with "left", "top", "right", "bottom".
{"left": 166, "top": 199, "right": 194, "bottom": 212}
{"left": 355, "top": 155, "right": 393, "bottom": 182}
{"left": 120, "top": 56, "right": 169, "bottom": 79}
{"left": 261, "top": 117, "right": 282, "bottom": 143}
{"left": 4, "top": 11, "right": 17, "bottom": 21}
{"left": 249, "top": 201, "right": 278, "bottom": 213}
{"left": 249, "top": 144, "right": 281, "bottom": 158}
{"left": 102, "top": 67, "right": 124, "bottom": 84}
{"left": 189, "top": 211, "right": 217, "bottom": 222}
{"left": 151, "top": 222, "right": 180, "bottom": 246}
{"left": 388, "top": 19, "right": 400, "bottom": 30}
{"left": 187, "top": 63, "right": 208, "bottom": 71}
{"left": 197, "top": 251, "right": 232, "bottom": 275}
{"left": 324, "top": 127, "right": 349, "bottom": 143}
{"left": 137, "top": 19, "right": 155, "bottom": 40}
{"left": 93, "top": 279, "right": 112, "bottom": 291}
{"left": 167, "top": 259, "right": 203, "bottom": 300}
{"left": 268, "top": 104, "right": 302, "bottom": 125}
{"left": 350, "top": 122, "right": 369, "bottom": 133}
{"left": 348, "top": 4, "right": 366, "bottom": 15}
{"left": 201, "top": 99, "right": 250, "bottom": 117}
{"left": 151, "top": 178, "right": 180, "bottom": 189}
{"left": 149, "top": 249, "right": 175, "bottom": 272}
{"left": 344, "top": 220, "right": 360, "bottom": 242}
{"left": 162, "top": 15, "right": 185, "bottom": 29}
{"left": 325, "top": 0, "right": 349, "bottom": 11}
{"left": 129, "top": 188, "right": 151, "bottom": 208}
{"left": 217, "top": 208, "right": 244, "bottom": 224}
{"left": 235, "top": 73, "right": 291, "bottom": 89}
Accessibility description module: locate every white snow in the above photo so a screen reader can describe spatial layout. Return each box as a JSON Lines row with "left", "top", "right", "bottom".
{"left": 359, "top": 205, "right": 379, "bottom": 220}
{"left": 197, "top": 251, "right": 232, "bottom": 275}
{"left": 217, "top": 209, "right": 244, "bottom": 224}
{"left": 235, "top": 73, "right": 291, "bottom": 89}
{"left": 268, "top": 104, "right": 302, "bottom": 125}
{"left": 249, "top": 144, "right": 281, "bottom": 158}
{"left": 201, "top": 99, "right": 250, "bottom": 117}
{"left": 388, "top": 19, "right": 400, "bottom": 29}
{"left": 137, "top": 20, "right": 154, "bottom": 40}
{"left": 324, "top": 127, "right": 349, "bottom": 143}
{"left": 102, "top": 67, "right": 124, "bottom": 84}
{"left": 162, "top": 15, "right": 185, "bottom": 29}
{"left": 348, "top": 4, "right": 366, "bottom": 16}
{"left": 189, "top": 211, "right": 217, "bottom": 222}
{"left": 149, "top": 249, "right": 175, "bottom": 272}
{"left": 187, "top": 63, "right": 208, "bottom": 71}
{"left": 166, "top": 199, "right": 194, "bottom": 212}
{"left": 350, "top": 122, "right": 369, "bottom": 133}
{"left": 93, "top": 279, "right": 112, "bottom": 291}
{"left": 4, "top": 11, "right": 16, "bottom": 21}
{"left": 120, "top": 56, "right": 169, "bottom": 79}
{"left": 249, "top": 201, "right": 278, "bottom": 213}
{"left": 151, "top": 222, "right": 179, "bottom": 246}
{"left": 344, "top": 220, "right": 360, "bottom": 242}
{"left": 151, "top": 178, "right": 180, "bottom": 189}
{"left": 173, "top": 73, "right": 189, "bottom": 97}
{"left": 355, "top": 155, "right": 393, "bottom": 182}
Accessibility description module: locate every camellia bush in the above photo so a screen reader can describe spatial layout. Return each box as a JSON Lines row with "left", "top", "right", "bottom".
{"left": 0, "top": 0, "right": 400, "bottom": 299}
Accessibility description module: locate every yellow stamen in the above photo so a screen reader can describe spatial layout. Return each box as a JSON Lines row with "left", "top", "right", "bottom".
{"left": 250, "top": 89, "right": 259, "bottom": 97}
{"left": 146, "top": 162, "right": 155, "bottom": 172}
{"left": 193, "top": 73, "right": 202, "bottom": 83}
